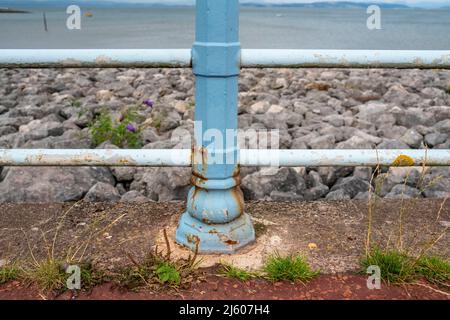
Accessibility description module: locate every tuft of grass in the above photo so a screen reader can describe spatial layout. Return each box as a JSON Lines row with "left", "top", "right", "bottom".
{"left": 263, "top": 253, "right": 319, "bottom": 283}
{"left": 0, "top": 264, "right": 22, "bottom": 285}
{"left": 116, "top": 229, "right": 200, "bottom": 291}
{"left": 416, "top": 256, "right": 450, "bottom": 286}
{"left": 25, "top": 259, "right": 107, "bottom": 293}
{"left": 26, "top": 259, "right": 67, "bottom": 292}
{"left": 117, "top": 263, "right": 154, "bottom": 291}
{"left": 361, "top": 247, "right": 415, "bottom": 284}
{"left": 17, "top": 202, "right": 124, "bottom": 293}
{"left": 89, "top": 107, "right": 143, "bottom": 148}
{"left": 362, "top": 247, "right": 450, "bottom": 286}
{"left": 219, "top": 263, "right": 258, "bottom": 281}
{"left": 79, "top": 262, "right": 108, "bottom": 291}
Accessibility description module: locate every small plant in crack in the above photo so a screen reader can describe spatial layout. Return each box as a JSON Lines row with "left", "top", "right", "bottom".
{"left": 263, "top": 252, "right": 319, "bottom": 283}
{"left": 89, "top": 107, "right": 143, "bottom": 148}
{"left": 0, "top": 263, "right": 22, "bottom": 285}
{"left": 219, "top": 263, "right": 259, "bottom": 281}
{"left": 116, "top": 229, "right": 201, "bottom": 291}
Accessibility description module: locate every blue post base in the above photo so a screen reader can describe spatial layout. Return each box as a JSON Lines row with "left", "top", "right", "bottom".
{"left": 176, "top": 211, "right": 255, "bottom": 254}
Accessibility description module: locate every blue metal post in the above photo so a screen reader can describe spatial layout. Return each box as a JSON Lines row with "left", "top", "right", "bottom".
{"left": 176, "top": 0, "right": 255, "bottom": 253}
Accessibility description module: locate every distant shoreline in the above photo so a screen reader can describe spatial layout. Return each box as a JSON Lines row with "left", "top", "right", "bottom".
{"left": 0, "top": 8, "right": 30, "bottom": 13}
{"left": 0, "top": 3, "right": 449, "bottom": 11}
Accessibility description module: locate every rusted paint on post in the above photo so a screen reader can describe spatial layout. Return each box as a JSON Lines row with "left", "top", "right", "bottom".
{"left": 175, "top": 0, "right": 256, "bottom": 254}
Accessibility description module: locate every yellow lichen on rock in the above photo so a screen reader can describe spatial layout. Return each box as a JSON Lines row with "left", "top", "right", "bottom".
{"left": 392, "top": 155, "right": 415, "bottom": 167}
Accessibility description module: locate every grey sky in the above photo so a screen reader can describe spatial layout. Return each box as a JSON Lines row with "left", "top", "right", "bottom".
{"left": 23, "top": 0, "right": 450, "bottom": 4}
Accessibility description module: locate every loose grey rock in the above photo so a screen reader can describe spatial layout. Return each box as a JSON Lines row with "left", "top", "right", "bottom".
{"left": 422, "top": 175, "right": 450, "bottom": 198}
{"left": 353, "top": 167, "right": 372, "bottom": 181}
{"left": 354, "top": 191, "right": 371, "bottom": 200}
{"left": 130, "top": 167, "right": 191, "bottom": 201}
{"left": 424, "top": 133, "right": 447, "bottom": 147}
{"left": 308, "top": 134, "right": 335, "bottom": 149}
{"left": 306, "top": 170, "right": 323, "bottom": 188}
{"left": 374, "top": 172, "right": 406, "bottom": 197}
{"left": 0, "top": 167, "right": 113, "bottom": 203}
{"left": 249, "top": 101, "right": 270, "bottom": 114}
{"left": 241, "top": 167, "right": 302, "bottom": 200}
{"left": 396, "top": 108, "right": 435, "bottom": 128}
{"left": 0, "top": 126, "right": 16, "bottom": 136}
{"left": 356, "top": 102, "right": 388, "bottom": 123}
{"left": 159, "top": 111, "right": 181, "bottom": 132}
{"left": 377, "top": 125, "right": 407, "bottom": 140}
{"left": 377, "top": 139, "right": 410, "bottom": 149}
{"left": 404, "top": 169, "right": 422, "bottom": 187}
{"left": 120, "top": 191, "right": 151, "bottom": 203}
{"left": 326, "top": 189, "right": 351, "bottom": 200}
{"left": 324, "top": 114, "right": 345, "bottom": 127}
{"left": 429, "top": 106, "right": 450, "bottom": 122}
{"left": 434, "top": 119, "right": 450, "bottom": 134}
{"left": 19, "top": 119, "right": 64, "bottom": 141}
{"left": 436, "top": 140, "right": 450, "bottom": 149}
{"left": 84, "top": 182, "right": 121, "bottom": 203}
{"left": 400, "top": 129, "right": 423, "bottom": 148}
{"left": 270, "top": 190, "right": 303, "bottom": 201}
{"left": 304, "top": 185, "right": 329, "bottom": 201}
{"left": 336, "top": 136, "right": 374, "bottom": 149}
{"left": 423, "top": 191, "right": 450, "bottom": 198}
{"left": 314, "top": 167, "right": 335, "bottom": 188}
{"left": 116, "top": 183, "right": 127, "bottom": 195}
{"left": 330, "top": 176, "right": 371, "bottom": 198}
{"left": 255, "top": 112, "right": 289, "bottom": 130}
{"left": 1, "top": 68, "right": 449, "bottom": 202}
{"left": 384, "top": 84, "right": 421, "bottom": 107}
{"left": 374, "top": 114, "right": 396, "bottom": 129}
{"left": 141, "top": 127, "right": 161, "bottom": 144}
{"left": 111, "top": 167, "right": 136, "bottom": 182}
{"left": 0, "top": 116, "right": 33, "bottom": 128}
{"left": 385, "top": 184, "right": 422, "bottom": 199}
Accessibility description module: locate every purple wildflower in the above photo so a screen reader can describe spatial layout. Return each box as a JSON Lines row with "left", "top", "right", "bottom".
{"left": 126, "top": 123, "right": 137, "bottom": 133}
{"left": 144, "top": 99, "right": 154, "bottom": 108}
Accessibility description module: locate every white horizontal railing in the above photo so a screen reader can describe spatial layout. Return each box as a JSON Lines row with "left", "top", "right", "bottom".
{"left": 0, "top": 49, "right": 449, "bottom": 69}
{"left": 0, "top": 149, "right": 449, "bottom": 167}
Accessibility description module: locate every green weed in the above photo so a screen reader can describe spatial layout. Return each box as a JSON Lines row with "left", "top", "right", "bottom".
{"left": 361, "top": 247, "right": 415, "bottom": 284}
{"left": 0, "top": 264, "right": 22, "bottom": 284}
{"left": 219, "top": 263, "right": 258, "bottom": 281}
{"left": 416, "top": 256, "right": 450, "bottom": 286}
{"left": 263, "top": 252, "right": 319, "bottom": 283}
{"left": 89, "top": 107, "right": 143, "bottom": 148}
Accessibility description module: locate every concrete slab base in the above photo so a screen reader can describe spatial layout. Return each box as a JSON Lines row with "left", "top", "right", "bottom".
{"left": 0, "top": 200, "right": 448, "bottom": 274}
{"left": 157, "top": 214, "right": 291, "bottom": 270}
